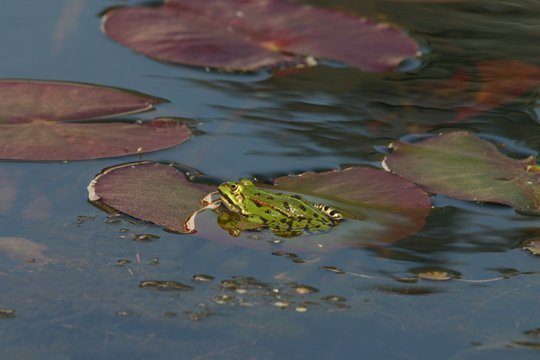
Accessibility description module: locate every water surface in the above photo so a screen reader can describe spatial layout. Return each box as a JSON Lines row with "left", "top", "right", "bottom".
{"left": 1, "top": 0, "right": 539, "bottom": 358}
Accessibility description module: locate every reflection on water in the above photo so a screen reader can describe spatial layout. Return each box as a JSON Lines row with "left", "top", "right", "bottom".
{"left": 1, "top": 0, "right": 540, "bottom": 358}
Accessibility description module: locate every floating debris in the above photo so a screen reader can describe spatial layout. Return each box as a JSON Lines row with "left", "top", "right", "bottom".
{"left": 115, "top": 259, "right": 131, "bottom": 267}
{"left": 320, "top": 266, "right": 346, "bottom": 275}
{"left": 524, "top": 328, "right": 540, "bottom": 337}
{"left": 192, "top": 274, "right": 215, "bottom": 282}
{"left": 322, "top": 295, "right": 347, "bottom": 303}
{"left": 114, "top": 310, "right": 137, "bottom": 317}
{"left": 105, "top": 217, "right": 122, "bottom": 225}
{"left": 213, "top": 294, "right": 234, "bottom": 304}
{"left": 139, "top": 280, "right": 194, "bottom": 291}
{"left": 220, "top": 279, "right": 241, "bottom": 290}
{"left": 163, "top": 311, "right": 177, "bottom": 318}
{"left": 75, "top": 215, "right": 96, "bottom": 225}
{"left": 273, "top": 301, "right": 290, "bottom": 309}
{"left": 150, "top": 257, "right": 160, "bottom": 266}
{"left": 294, "top": 285, "right": 319, "bottom": 295}
{"left": 522, "top": 238, "right": 540, "bottom": 256}
{"left": 0, "top": 308, "right": 15, "bottom": 318}
{"left": 184, "top": 310, "right": 213, "bottom": 321}
{"left": 295, "top": 305, "right": 308, "bottom": 313}
{"left": 130, "top": 234, "right": 160, "bottom": 242}
{"left": 271, "top": 251, "right": 306, "bottom": 263}
{"left": 416, "top": 271, "right": 453, "bottom": 281}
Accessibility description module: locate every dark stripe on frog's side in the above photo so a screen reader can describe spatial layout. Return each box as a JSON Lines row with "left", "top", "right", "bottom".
{"left": 251, "top": 198, "right": 297, "bottom": 219}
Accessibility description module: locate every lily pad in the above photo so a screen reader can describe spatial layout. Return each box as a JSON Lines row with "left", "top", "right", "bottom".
{"left": 89, "top": 162, "right": 431, "bottom": 248}
{"left": 384, "top": 132, "right": 540, "bottom": 214}
{"left": 0, "top": 80, "right": 192, "bottom": 161}
{"left": 272, "top": 167, "right": 431, "bottom": 246}
{"left": 88, "top": 161, "right": 216, "bottom": 233}
{"left": 102, "top": 0, "right": 419, "bottom": 72}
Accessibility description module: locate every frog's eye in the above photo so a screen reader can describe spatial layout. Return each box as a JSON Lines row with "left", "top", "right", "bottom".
{"left": 230, "top": 184, "right": 239, "bottom": 192}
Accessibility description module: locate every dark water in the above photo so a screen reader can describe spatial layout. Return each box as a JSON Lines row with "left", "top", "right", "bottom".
{"left": 1, "top": 0, "right": 540, "bottom": 358}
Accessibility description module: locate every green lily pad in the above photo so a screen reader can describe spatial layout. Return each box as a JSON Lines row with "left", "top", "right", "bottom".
{"left": 0, "top": 80, "right": 192, "bottom": 161}
{"left": 102, "top": 0, "right": 419, "bottom": 72}
{"left": 89, "top": 162, "right": 430, "bottom": 249}
{"left": 384, "top": 132, "right": 540, "bottom": 214}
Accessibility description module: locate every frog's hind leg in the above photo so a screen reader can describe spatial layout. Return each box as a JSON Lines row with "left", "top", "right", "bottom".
{"left": 313, "top": 204, "right": 343, "bottom": 222}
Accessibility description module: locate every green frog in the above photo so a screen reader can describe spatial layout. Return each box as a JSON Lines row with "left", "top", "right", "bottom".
{"left": 217, "top": 179, "right": 343, "bottom": 238}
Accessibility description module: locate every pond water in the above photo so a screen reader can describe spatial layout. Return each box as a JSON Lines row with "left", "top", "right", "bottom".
{"left": 1, "top": 0, "right": 540, "bottom": 358}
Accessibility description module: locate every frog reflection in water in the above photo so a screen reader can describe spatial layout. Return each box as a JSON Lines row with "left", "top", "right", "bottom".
{"left": 217, "top": 179, "right": 343, "bottom": 238}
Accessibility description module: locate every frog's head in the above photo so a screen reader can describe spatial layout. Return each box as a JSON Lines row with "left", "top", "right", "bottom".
{"left": 218, "top": 179, "right": 254, "bottom": 213}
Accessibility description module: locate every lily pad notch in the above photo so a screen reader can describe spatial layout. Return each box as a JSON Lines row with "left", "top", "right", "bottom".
{"left": 0, "top": 79, "right": 194, "bottom": 161}
{"left": 102, "top": 0, "right": 420, "bottom": 72}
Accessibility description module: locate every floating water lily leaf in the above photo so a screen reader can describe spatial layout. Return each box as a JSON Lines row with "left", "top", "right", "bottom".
{"left": 472, "top": 60, "right": 540, "bottom": 109}
{"left": 272, "top": 167, "right": 431, "bottom": 246}
{"left": 1, "top": 118, "right": 192, "bottom": 161}
{"left": 0, "top": 80, "right": 163, "bottom": 124}
{"left": 88, "top": 161, "right": 216, "bottom": 233}
{"left": 384, "top": 132, "right": 540, "bottom": 214}
{"left": 0, "top": 80, "right": 192, "bottom": 161}
{"left": 102, "top": 0, "right": 419, "bottom": 72}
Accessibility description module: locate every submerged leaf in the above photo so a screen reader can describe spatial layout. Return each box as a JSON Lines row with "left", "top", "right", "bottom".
{"left": 88, "top": 161, "right": 216, "bottom": 233}
{"left": 102, "top": 0, "right": 419, "bottom": 72}
{"left": 456, "top": 60, "right": 540, "bottom": 121}
{"left": 0, "top": 80, "right": 192, "bottom": 161}
{"left": 0, "top": 237, "right": 48, "bottom": 263}
{"left": 384, "top": 132, "right": 540, "bottom": 214}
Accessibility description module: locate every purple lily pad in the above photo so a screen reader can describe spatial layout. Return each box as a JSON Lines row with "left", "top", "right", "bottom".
{"left": 0, "top": 80, "right": 192, "bottom": 161}
{"left": 384, "top": 132, "right": 540, "bottom": 214}
{"left": 272, "top": 167, "right": 431, "bottom": 247}
{"left": 102, "top": 0, "right": 419, "bottom": 72}
{"left": 88, "top": 161, "right": 216, "bottom": 233}
{"left": 89, "top": 162, "right": 431, "bottom": 249}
